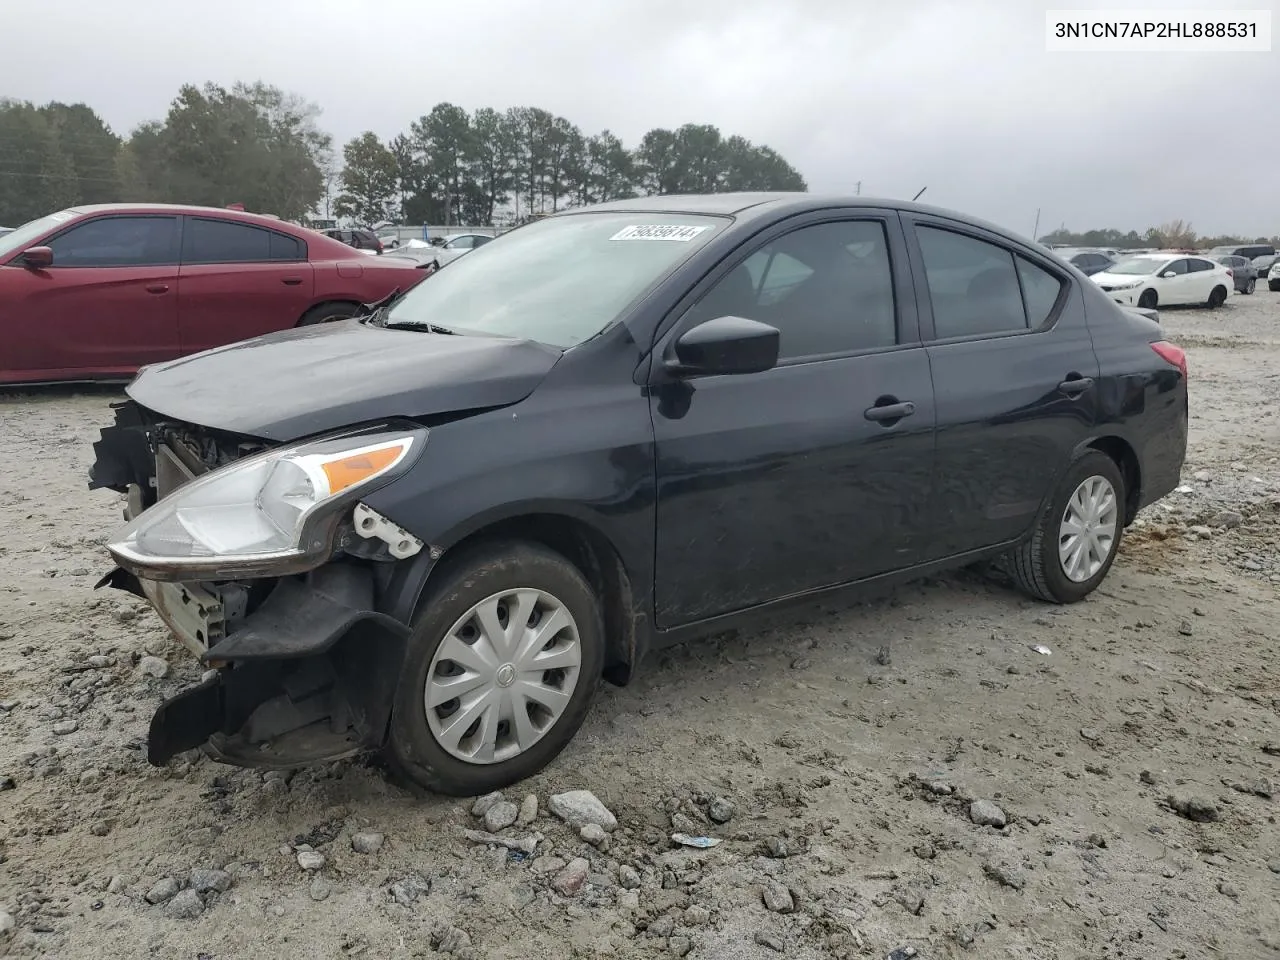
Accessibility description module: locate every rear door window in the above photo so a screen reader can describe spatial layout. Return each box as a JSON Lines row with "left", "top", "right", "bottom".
{"left": 183, "top": 218, "right": 302, "bottom": 263}
{"left": 916, "top": 226, "right": 1029, "bottom": 339}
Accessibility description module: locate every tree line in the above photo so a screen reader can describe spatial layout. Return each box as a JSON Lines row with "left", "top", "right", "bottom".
{"left": 1039, "top": 221, "right": 1279, "bottom": 250}
{"left": 0, "top": 84, "right": 808, "bottom": 230}
{"left": 0, "top": 84, "right": 331, "bottom": 226}
{"left": 335, "top": 105, "right": 807, "bottom": 227}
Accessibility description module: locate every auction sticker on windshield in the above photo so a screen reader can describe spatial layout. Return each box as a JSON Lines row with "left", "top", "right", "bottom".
{"left": 610, "top": 224, "right": 711, "bottom": 242}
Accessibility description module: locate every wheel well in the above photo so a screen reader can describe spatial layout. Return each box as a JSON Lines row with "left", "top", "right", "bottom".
{"left": 1088, "top": 436, "right": 1141, "bottom": 525}
{"left": 296, "top": 300, "right": 362, "bottom": 325}
{"left": 437, "top": 514, "right": 639, "bottom": 686}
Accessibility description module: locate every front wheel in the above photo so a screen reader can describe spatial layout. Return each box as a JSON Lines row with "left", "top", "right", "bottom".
{"left": 1244, "top": 277, "right": 1256, "bottom": 295}
{"left": 1003, "top": 451, "right": 1126, "bottom": 604}
{"left": 1206, "top": 285, "right": 1228, "bottom": 309}
{"left": 1270, "top": 280, "right": 1280, "bottom": 292}
{"left": 385, "top": 541, "right": 604, "bottom": 796}
{"left": 1137, "top": 289, "right": 1158, "bottom": 309}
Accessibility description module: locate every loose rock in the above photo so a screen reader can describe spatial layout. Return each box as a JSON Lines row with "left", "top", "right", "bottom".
{"left": 762, "top": 881, "right": 795, "bottom": 913}
{"left": 669, "top": 936, "right": 692, "bottom": 957}
{"left": 433, "top": 924, "right": 474, "bottom": 956}
{"left": 517, "top": 794, "right": 539, "bottom": 826}
{"left": 297, "top": 850, "right": 326, "bottom": 871}
{"left": 983, "top": 862, "right": 1026, "bottom": 890}
{"left": 165, "top": 889, "right": 204, "bottom": 920}
{"left": 684, "top": 905, "right": 711, "bottom": 926}
{"left": 763, "top": 836, "right": 793, "bottom": 858}
{"left": 970, "top": 799, "right": 1008, "bottom": 828}
{"left": 52, "top": 719, "right": 78, "bottom": 736}
{"left": 1167, "top": 794, "right": 1219, "bottom": 823}
{"left": 138, "top": 655, "right": 170, "bottom": 679}
{"left": 548, "top": 790, "right": 617, "bottom": 832}
{"left": 389, "top": 873, "right": 431, "bottom": 906}
{"left": 618, "top": 865, "right": 642, "bottom": 890}
{"left": 351, "top": 832, "right": 384, "bottom": 855}
{"left": 483, "top": 800, "right": 519, "bottom": 832}
{"left": 0, "top": 910, "right": 13, "bottom": 936}
{"left": 755, "top": 931, "right": 785, "bottom": 952}
{"left": 310, "top": 876, "right": 333, "bottom": 902}
{"left": 471, "top": 791, "right": 504, "bottom": 817}
{"left": 708, "top": 797, "right": 735, "bottom": 824}
{"left": 189, "top": 868, "right": 233, "bottom": 894}
{"left": 552, "top": 857, "right": 590, "bottom": 896}
{"left": 145, "top": 877, "right": 181, "bottom": 904}
{"left": 580, "top": 822, "right": 608, "bottom": 847}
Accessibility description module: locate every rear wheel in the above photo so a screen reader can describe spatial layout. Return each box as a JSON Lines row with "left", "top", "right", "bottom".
{"left": 385, "top": 541, "right": 604, "bottom": 796}
{"left": 1003, "top": 451, "right": 1125, "bottom": 604}
{"left": 298, "top": 301, "right": 361, "bottom": 326}
{"left": 1206, "top": 285, "right": 1228, "bottom": 308}
{"left": 1244, "top": 277, "right": 1256, "bottom": 295}
{"left": 1270, "top": 280, "right": 1280, "bottom": 292}
{"left": 1137, "top": 289, "right": 1158, "bottom": 309}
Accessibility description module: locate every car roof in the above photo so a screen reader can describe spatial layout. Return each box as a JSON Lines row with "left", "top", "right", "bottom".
{"left": 66, "top": 202, "right": 300, "bottom": 232}
{"left": 555, "top": 192, "right": 1044, "bottom": 251}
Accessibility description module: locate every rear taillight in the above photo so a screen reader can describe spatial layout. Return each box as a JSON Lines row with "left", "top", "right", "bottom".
{"left": 1151, "top": 340, "right": 1187, "bottom": 379}
{"left": 1226, "top": 268, "right": 1234, "bottom": 277}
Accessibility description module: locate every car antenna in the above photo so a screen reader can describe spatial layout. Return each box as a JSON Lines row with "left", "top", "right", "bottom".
{"left": 912, "top": 187, "right": 927, "bottom": 201}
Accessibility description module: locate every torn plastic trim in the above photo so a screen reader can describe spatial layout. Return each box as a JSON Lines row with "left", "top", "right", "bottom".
{"left": 145, "top": 565, "right": 410, "bottom": 768}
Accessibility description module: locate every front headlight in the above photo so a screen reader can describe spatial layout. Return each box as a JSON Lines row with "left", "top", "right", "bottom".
{"left": 107, "top": 427, "right": 426, "bottom": 581}
{"left": 1110, "top": 280, "right": 1142, "bottom": 290}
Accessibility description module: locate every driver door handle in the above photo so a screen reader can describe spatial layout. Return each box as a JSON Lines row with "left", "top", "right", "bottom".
{"left": 1058, "top": 376, "right": 1094, "bottom": 396}
{"left": 144, "top": 283, "right": 169, "bottom": 294}
{"left": 864, "top": 400, "right": 916, "bottom": 422}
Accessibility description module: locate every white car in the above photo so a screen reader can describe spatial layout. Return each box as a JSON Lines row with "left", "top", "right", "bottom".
{"left": 1269, "top": 260, "right": 1280, "bottom": 292}
{"left": 1091, "top": 254, "right": 1234, "bottom": 309}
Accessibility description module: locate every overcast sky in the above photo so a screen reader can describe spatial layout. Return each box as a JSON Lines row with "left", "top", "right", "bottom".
{"left": 2, "top": 0, "right": 1275, "bottom": 237}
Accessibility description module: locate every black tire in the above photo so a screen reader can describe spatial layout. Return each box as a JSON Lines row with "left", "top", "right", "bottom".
{"left": 1270, "top": 280, "right": 1280, "bottom": 292}
{"left": 298, "top": 301, "right": 361, "bottom": 326}
{"left": 1137, "top": 289, "right": 1158, "bottom": 309}
{"left": 1003, "top": 450, "right": 1126, "bottom": 604}
{"left": 1206, "top": 285, "right": 1228, "bottom": 309}
{"left": 1244, "top": 277, "right": 1256, "bottom": 295}
{"left": 385, "top": 540, "right": 604, "bottom": 796}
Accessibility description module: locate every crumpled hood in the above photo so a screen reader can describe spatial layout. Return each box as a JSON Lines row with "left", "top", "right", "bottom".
{"left": 126, "top": 318, "right": 563, "bottom": 442}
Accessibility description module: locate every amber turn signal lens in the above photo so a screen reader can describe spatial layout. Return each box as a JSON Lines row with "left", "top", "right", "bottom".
{"left": 321, "top": 444, "right": 406, "bottom": 495}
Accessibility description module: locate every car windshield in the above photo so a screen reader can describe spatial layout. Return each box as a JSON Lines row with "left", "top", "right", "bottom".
{"left": 0, "top": 210, "right": 78, "bottom": 259}
{"left": 382, "top": 212, "right": 726, "bottom": 347}
{"left": 1108, "top": 257, "right": 1167, "bottom": 275}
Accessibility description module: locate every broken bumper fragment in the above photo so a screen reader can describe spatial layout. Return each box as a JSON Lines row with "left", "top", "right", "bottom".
{"left": 102, "top": 565, "right": 411, "bottom": 768}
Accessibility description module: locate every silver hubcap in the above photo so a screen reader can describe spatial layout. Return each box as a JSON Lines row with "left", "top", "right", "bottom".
{"left": 1058, "top": 475, "right": 1119, "bottom": 582}
{"left": 425, "top": 588, "right": 582, "bottom": 764}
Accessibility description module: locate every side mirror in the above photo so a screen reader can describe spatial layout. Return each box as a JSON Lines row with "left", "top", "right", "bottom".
{"left": 21, "top": 246, "right": 53, "bottom": 269}
{"left": 1161, "top": 271, "right": 1176, "bottom": 278}
{"left": 666, "top": 316, "right": 780, "bottom": 377}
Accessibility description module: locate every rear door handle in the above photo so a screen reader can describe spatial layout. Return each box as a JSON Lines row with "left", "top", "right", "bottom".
{"left": 144, "top": 283, "right": 169, "bottom": 294}
{"left": 1058, "top": 377, "right": 1094, "bottom": 396}
{"left": 864, "top": 400, "right": 916, "bottom": 422}
{"left": 281, "top": 277, "right": 303, "bottom": 286}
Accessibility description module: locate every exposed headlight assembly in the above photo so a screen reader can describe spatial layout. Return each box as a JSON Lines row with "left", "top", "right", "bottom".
{"left": 1109, "top": 280, "right": 1142, "bottom": 290}
{"left": 107, "top": 427, "right": 426, "bottom": 581}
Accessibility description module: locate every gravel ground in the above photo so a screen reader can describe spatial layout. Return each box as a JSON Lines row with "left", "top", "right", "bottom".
{"left": 0, "top": 291, "right": 1277, "bottom": 960}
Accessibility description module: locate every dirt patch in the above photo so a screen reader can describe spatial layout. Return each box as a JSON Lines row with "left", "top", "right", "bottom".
{"left": 1, "top": 297, "right": 1278, "bottom": 959}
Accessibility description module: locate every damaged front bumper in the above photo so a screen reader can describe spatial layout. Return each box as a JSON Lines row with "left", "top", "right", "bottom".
{"left": 89, "top": 401, "right": 423, "bottom": 771}
{"left": 100, "top": 564, "right": 410, "bottom": 768}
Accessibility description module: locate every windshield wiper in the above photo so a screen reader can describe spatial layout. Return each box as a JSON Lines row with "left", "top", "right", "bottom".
{"left": 381, "top": 320, "right": 457, "bottom": 335}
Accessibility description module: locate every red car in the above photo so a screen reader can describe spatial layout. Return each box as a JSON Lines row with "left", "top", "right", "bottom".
{"left": 0, "top": 204, "right": 431, "bottom": 384}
